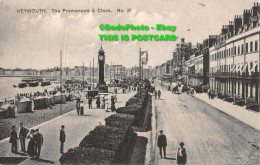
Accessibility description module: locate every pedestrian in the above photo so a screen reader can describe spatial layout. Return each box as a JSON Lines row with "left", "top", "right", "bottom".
{"left": 154, "top": 90, "right": 158, "bottom": 99}
{"left": 168, "top": 85, "right": 171, "bottom": 91}
{"left": 60, "top": 125, "right": 66, "bottom": 154}
{"left": 76, "top": 98, "right": 80, "bottom": 115}
{"left": 105, "top": 99, "right": 109, "bottom": 112}
{"left": 19, "top": 122, "right": 29, "bottom": 152}
{"left": 88, "top": 97, "right": 92, "bottom": 109}
{"left": 211, "top": 90, "right": 215, "bottom": 99}
{"left": 101, "top": 96, "right": 105, "bottom": 109}
{"left": 9, "top": 125, "right": 18, "bottom": 153}
{"left": 96, "top": 97, "right": 100, "bottom": 108}
{"left": 208, "top": 89, "right": 211, "bottom": 99}
{"left": 80, "top": 100, "right": 84, "bottom": 115}
{"left": 33, "top": 129, "right": 43, "bottom": 159}
{"left": 26, "top": 129, "right": 36, "bottom": 157}
{"left": 190, "top": 88, "right": 194, "bottom": 97}
{"left": 111, "top": 96, "right": 116, "bottom": 112}
{"left": 158, "top": 90, "right": 161, "bottom": 99}
{"left": 157, "top": 130, "right": 167, "bottom": 158}
{"left": 176, "top": 142, "right": 187, "bottom": 165}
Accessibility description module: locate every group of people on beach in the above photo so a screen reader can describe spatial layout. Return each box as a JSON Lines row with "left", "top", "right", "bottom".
{"left": 9, "top": 123, "right": 66, "bottom": 159}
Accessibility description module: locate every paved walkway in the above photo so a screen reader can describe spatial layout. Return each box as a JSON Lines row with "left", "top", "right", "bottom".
{"left": 150, "top": 85, "right": 260, "bottom": 165}
{"left": 0, "top": 91, "right": 135, "bottom": 165}
{"left": 159, "top": 80, "right": 260, "bottom": 131}
{"left": 194, "top": 93, "right": 260, "bottom": 131}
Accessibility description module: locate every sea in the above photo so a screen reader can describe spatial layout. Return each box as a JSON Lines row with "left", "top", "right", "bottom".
{"left": 0, "top": 77, "right": 60, "bottom": 101}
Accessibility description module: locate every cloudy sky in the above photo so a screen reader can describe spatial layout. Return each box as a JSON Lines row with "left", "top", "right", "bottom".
{"left": 0, "top": 0, "right": 258, "bottom": 69}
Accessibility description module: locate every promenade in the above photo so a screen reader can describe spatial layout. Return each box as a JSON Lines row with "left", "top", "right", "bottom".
{"left": 0, "top": 91, "right": 135, "bottom": 164}
{"left": 159, "top": 81, "right": 260, "bottom": 131}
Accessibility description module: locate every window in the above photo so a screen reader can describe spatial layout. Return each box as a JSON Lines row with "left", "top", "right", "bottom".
{"left": 238, "top": 46, "right": 240, "bottom": 54}
{"left": 234, "top": 46, "right": 236, "bottom": 55}
{"left": 250, "top": 41, "right": 253, "bottom": 52}
{"left": 234, "top": 82, "right": 236, "bottom": 94}
{"left": 241, "top": 44, "right": 244, "bottom": 54}
{"left": 250, "top": 83, "right": 253, "bottom": 98}
{"left": 255, "top": 40, "right": 258, "bottom": 51}
{"left": 229, "top": 48, "right": 230, "bottom": 56}
{"left": 246, "top": 83, "right": 248, "bottom": 97}
{"left": 246, "top": 43, "right": 248, "bottom": 53}
{"left": 238, "top": 82, "right": 240, "bottom": 95}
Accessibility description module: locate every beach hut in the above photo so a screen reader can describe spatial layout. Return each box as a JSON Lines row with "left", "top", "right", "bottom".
{"left": 65, "top": 93, "right": 72, "bottom": 101}
{"left": 0, "top": 103, "right": 17, "bottom": 118}
{"left": 17, "top": 98, "right": 32, "bottom": 113}
{"left": 33, "top": 97, "right": 48, "bottom": 110}
{"left": 54, "top": 91, "right": 66, "bottom": 104}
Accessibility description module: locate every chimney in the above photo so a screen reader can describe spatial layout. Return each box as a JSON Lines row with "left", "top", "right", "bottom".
{"left": 221, "top": 25, "right": 228, "bottom": 34}
{"left": 252, "top": 2, "right": 260, "bottom": 16}
{"left": 234, "top": 15, "right": 242, "bottom": 35}
{"left": 243, "top": 9, "right": 251, "bottom": 26}
{"left": 227, "top": 21, "right": 234, "bottom": 36}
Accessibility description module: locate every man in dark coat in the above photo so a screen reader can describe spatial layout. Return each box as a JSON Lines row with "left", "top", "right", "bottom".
{"left": 157, "top": 130, "right": 167, "bottom": 158}
{"left": 19, "top": 123, "right": 29, "bottom": 152}
{"left": 33, "top": 129, "right": 43, "bottom": 159}
{"left": 96, "top": 97, "right": 100, "bottom": 108}
{"left": 60, "top": 125, "right": 66, "bottom": 154}
{"left": 158, "top": 90, "right": 161, "bottom": 99}
{"left": 9, "top": 125, "right": 18, "bottom": 153}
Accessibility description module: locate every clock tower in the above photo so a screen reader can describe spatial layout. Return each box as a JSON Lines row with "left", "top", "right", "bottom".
{"left": 97, "top": 45, "right": 108, "bottom": 92}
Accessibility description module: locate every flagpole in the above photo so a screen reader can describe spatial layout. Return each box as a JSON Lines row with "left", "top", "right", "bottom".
{"left": 110, "top": 62, "right": 112, "bottom": 92}
{"left": 90, "top": 61, "right": 91, "bottom": 89}
{"left": 113, "top": 63, "right": 115, "bottom": 93}
{"left": 139, "top": 48, "right": 141, "bottom": 99}
{"left": 83, "top": 62, "right": 84, "bottom": 89}
{"left": 93, "top": 58, "right": 94, "bottom": 88}
{"left": 60, "top": 50, "right": 62, "bottom": 115}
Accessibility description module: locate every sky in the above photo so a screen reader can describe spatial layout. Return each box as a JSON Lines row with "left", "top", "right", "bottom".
{"left": 0, "top": 0, "right": 259, "bottom": 69}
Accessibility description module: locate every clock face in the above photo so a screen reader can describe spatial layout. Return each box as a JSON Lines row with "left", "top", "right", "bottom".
{"left": 99, "top": 55, "right": 104, "bottom": 61}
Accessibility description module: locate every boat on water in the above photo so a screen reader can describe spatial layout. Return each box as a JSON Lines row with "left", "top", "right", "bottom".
{"left": 41, "top": 80, "right": 51, "bottom": 86}
{"left": 29, "top": 81, "right": 39, "bottom": 87}
{"left": 18, "top": 82, "right": 27, "bottom": 88}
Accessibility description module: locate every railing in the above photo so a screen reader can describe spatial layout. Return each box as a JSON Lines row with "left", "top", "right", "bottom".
{"left": 209, "top": 72, "right": 259, "bottom": 79}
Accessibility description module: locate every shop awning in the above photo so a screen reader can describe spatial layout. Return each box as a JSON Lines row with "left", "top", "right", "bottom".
{"left": 188, "top": 63, "right": 195, "bottom": 68}
{"left": 241, "top": 63, "right": 248, "bottom": 73}
{"left": 249, "top": 61, "right": 258, "bottom": 75}
{"left": 230, "top": 64, "right": 236, "bottom": 73}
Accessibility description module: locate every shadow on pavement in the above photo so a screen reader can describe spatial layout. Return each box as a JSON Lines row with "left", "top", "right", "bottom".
{"left": 164, "top": 157, "right": 176, "bottom": 160}
{"left": 31, "top": 158, "right": 55, "bottom": 164}
{"left": 15, "top": 152, "right": 28, "bottom": 156}
{"left": 0, "top": 157, "right": 27, "bottom": 164}
{"left": 81, "top": 114, "right": 92, "bottom": 116}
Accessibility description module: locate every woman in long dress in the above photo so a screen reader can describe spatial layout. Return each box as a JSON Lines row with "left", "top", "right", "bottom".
{"left": 26, "top": 129, "right": 35, "bottom": 157}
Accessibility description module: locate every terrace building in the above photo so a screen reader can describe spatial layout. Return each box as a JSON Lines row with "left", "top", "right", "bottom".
{"left": 209, "top": 4, "right": 260, "bottom": 111}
